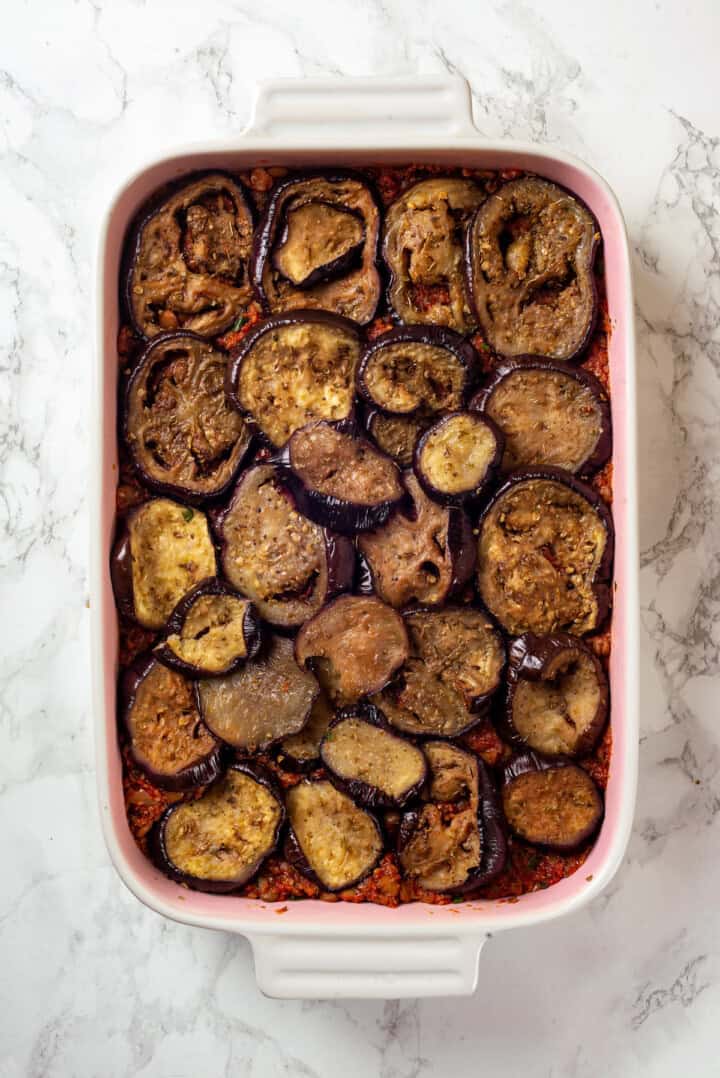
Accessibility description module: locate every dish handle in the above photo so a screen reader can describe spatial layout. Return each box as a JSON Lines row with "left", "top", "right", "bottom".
{"left": 247, "top": 930, "right": 488, "bottom": 999}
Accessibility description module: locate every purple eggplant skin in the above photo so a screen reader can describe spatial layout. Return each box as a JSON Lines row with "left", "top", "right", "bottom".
{"left": 448, "top": 506, "right": 477, "bottom": 599}
{"left": 356, "top": 325, "right": 480, "bottom": 416}
{"left": 502, "top": 751, "right": 604, "bottom": 851}
{"left": 413, "top": 411, "right": 505, "bottom": 507}
{"left": 470, "top": 358, "right": 611, "bottom": 477}
{"left": 271, "top": 202, "right": 365, "bottom": 290}
{"left": 354, "top": 551, "right": 375, "bottom": 597}
{"left": 149, "top": 760, "right": 285, "bottom": 893}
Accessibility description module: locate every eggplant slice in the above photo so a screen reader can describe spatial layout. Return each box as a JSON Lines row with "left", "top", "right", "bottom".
{"left": 124, "top": 172, "right": 254, "bottom": 339}
{"left": 111, "top": 498, "right": 217, "bottom": 630}
{"left": 252, "top": 172, "right": 382, "bottom": 324}
{"left": 151, "top": 762, "right": 284, "bottom": 892}
{"left": 357, "top": 326, "right": 478, "bottom": 416}
{"left": 227, "top": 311, "right": 362, "bottom": 447}
{"left": 466, "top": 176, "right": 600, "bottom": 361}
{"left": 320, "top": 707, "right": 427, "bottom": 809}
{"left": 502, "top": 753, "right": 603, "bottom": 851}
{"left": 295, "top": 595, "right": 409, "bottom": 706}
{"left": 153, "top": 579, "right": 261, "bottom": 678}
{"left": 214, "top": 464, "right": 354, "bottom": 628}
{"left": 285, "top": 779, "right": 383, "bottom": 891}
{"left": 121, "top": 655, "right": 223, "bottom": 790}
{"left": 383, "top": 178, "right": 484, "bottom": 332}
{"left": 414, "top": 411, "right": 503, "bottom": 504}
{"left": 357, "top": 471, "right": 475, "bottom": 609}
{"left": 505, "top": 632, "right": 608, "bottom": 757}
{"left": 365, "top": 408, "right": 433, "bottom": 468}
{"left": 476, "top": 468, "right": 613, "bottom": 637}
{"left": 277, "top": 690, "right": 335, "bottom": 771}
{"left": 123, "top": 332, "right": 251, "bottom": 504}
{"left": 197, "top": 634, "right": 319, "bottom": 752}
{"left": 284, "top": 420, "right": 405, "bottom": 533}
{"left": 472, "top": 359, "right": 611, "bottom": 475}
{"left": 423, "top": 741, "right": 479, "bottom": 803}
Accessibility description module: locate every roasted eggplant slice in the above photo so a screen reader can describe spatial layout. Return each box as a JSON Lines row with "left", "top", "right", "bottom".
{"left": 357, "top": 327, "right": 478, "bottom": 416}
{"left": 285, "top": 778, "right": 383, "bottom": 891}
{"left": 121, "top": 654, "right": 223, "bottom": 790}
{"left": 124, "top": 172, "right": 254, "bottom": 340}
{"left": 466, "top": 176, "right": 600, "bottom": 361}
{"left": 383, "top": 178, "right": 484, "bottom": 332}
{"left": 197, "top": 634, "right": 319, "bottom": 752}
{"left": 214, "top": 464, "right": 353, "bottom": 628}
{"left": 357, "top": 472, "right": 475, "bottom": 609}
{"left": 476, "top": 468, "right": 613, "bottom": 637}
{"left": 111, "top": 498, "right": 217, "bottom": 630}
{"left": 277, "top": 690, "right": 334, "bottom": 771}
{"left": 252, "top": 172, "right": 382, "bottom": 324}
{"left": 471, "top": 359, "right": 611, "bottom": 475}
{"left": 153, "top": 579, "right": 261, "bottom": 678}
{"left": 502, "top": 752, "right": 603, "bottom": 850}
{"left": 413, "top": 411, "right": 503, "bottom": 504}
{"left": 505, "top": 632, "right": 608, "bottom": 757}
{"left": 422, "top": 741, "right": 479, "bottom": 803}
{"left": 295, "top": 595, "right": 409, "bottom": 706}
{"left": 123, "top": 332, "right": 251, "bottom": 504}
{"left": 227, "top": 311, "right": 362, "bottom": 447}
{"left": 151, "top": 762, "right": 284, "bottom": 892}
{"left": 283, "top": 420, "right": 405, "bottom": 533}
{"left": 320, "top": 706, "right": 427, "bottom": 809}
{"left": 365, "top": 408, "right": 432, "bottom": 467}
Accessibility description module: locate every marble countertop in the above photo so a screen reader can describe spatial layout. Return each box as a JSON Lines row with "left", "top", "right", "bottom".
{"left": 2, "top": 0, "right": 719, "bottom": 1074}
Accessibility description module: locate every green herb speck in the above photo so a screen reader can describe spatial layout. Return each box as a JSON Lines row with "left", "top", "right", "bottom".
{"left": 182, "top": 508, "right": 194, "bottom": 522}
{"left": 231, "top": 315, "right": 248, "bottom": 332}
{"left": 452, "top": 896, "right": 464, "bottom": 903}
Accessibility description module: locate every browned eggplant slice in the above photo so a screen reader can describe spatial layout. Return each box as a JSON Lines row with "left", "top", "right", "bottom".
{"left": 124, "top": 171, "right": 254, "bottom": 340}
{"left": 476, "top": 468, "right": 613, "bottom": 637}
{"left": 111, "top": 498, "right": 217, "bottom": 630}
{"left": 471, "top": 359, "right": 611, "bottom": 475}
{"left": 121, "top": 654, "right": 223, "bottom": 790}
{"left": 466, "top": 176, "right": 600, "bottom": 360}
{"left": 227, "top": 311, "right": 362, "bottom": 447}
{"left": 284, "top": 778, "right": 383, "bottom": 891}
{"left": 422, "top": 741, "right": 479, "bottom": 803}
{"left": 413, "top": 411, "right": 503, "bottom": 504}
{"left": 277, "top": 690, "right": 335, "bottom": 771}
{"left": 502, "top": 752, "right": 603, "bottom": 850}
{"left": 252, "top": 172, "right": 382, "bottom": 324}
{"left": 295, "top": 595, "right": 409, "bottom": 706}
{"left": 357, "top": 326, "right": 478, "bottom": 416}
{"left": 214, "top": 464, "right": 354, "bottom": 628}
{"left": 505, "top": 632, "right": 608, "bottom": 757}
{"left": 383, "top": 178, "right": 484, "bottom": 332}
{"left": 123, "top": 332, "right": 251, "bottom": 504}
{"left": 284, "top": 420, "right": 405, "bottom": 533}
{"left": 197, "top": 634, "right": 319, "bottom": 752}
{"left": 153, "top": 579, "right": 261, "bottom": 678}
{"left": 320, "top": 706, "right": 427, "bottom": 809}
{"left": 365, "top": 408, "right": 432, "bottom": 467}
{"left": 357, "top": 472, "right": 475, "bottom": 609}
{"left": 151, "top": 762, "right": 284, "bottom": 892}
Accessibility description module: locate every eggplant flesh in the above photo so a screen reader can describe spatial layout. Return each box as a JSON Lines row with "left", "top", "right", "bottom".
{"left": 154, "top": 581, "right": 261, "bottom": 678}
{"left": 320, "top": 713, "right": 427, "bottom": 808}
{"left": 399, "top": 804, "right": 482, "bottom": 892}
{"left": 405, "top": 607, "right": 506, "bottom": 711}
{"left": 277, "top": 690, "right": 334, "bottom": 770}
{"left": 423, "top": 741, "right": 479, "bottom": 803}
{"left": 366, "top": 409, "right": 432, "bottom": 467}
{"left": 502, "top": 756, "right": 603, "bottom": 850}
{"left": 358, "top": 327, "right": 475, "bottom": 416}
{"left": 272, "top": 201, "right": 364, "bottom": 288}
{"left": 414, "top": 411, "right": 501, "bottom": 502}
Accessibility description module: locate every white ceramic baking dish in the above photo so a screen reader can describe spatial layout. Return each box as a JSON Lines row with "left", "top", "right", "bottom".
{"left": 91, "top": 75, "right": 638, "bottom": 999}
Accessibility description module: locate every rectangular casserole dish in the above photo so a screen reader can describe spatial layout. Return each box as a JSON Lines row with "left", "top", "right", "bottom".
{"left": 91, "top": 75, "right": 638, "bottom": 999}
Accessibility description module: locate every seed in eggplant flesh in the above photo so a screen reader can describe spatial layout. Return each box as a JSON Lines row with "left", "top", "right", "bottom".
{"left": 252, "top": 172, "right": 382, "bottom": 324}
{"left": 153, "top": 579, "right": 261, "bottom": 679}
{"left": 383, "top": 178, "right": 484, "bottom": 332}
{"left": 365, "top": 408, "right": 432, "bottom": 468}
{"left": 123, "top": 332, "right": 252, "bottom": 504}
{"left": 414, "top": 411, "right": 503, "bottom": 504}
{"left": 214, "top": 464, "right": 354, "bottom": 629}
{"left": 471, "top": 359, "right": 611, "bottom": 475}
{"left": 476, "top": 468, "right": 613, "bottom": 637}
{"left": 422, "top": 741, "right": 480, "bottom": 803}
{"left": 123, "top": 172, "right": 254, "bottom": 339}
{"left": 505, "top": 632, "right": 608, "bottom": 757}
{"left": 294, "top": 595, "right": 409, "bottom": 706}
{"left": 284, "top": 420, "right": 405, "bottom": 533}
{"left": 277, "top": 690, "right": 335, "bottom": 771}
{"left": 227, "top": 311, "right": 362, "bottom": 448}
{"left": 285, "top": 778, "right": 383, "bottom": 891}
{"left": 320, "top": 708, "right": 427, "bottom": 809}
{"left": 466, "top": 176, "right": 599, "bottom": 361}
{"left": 152, "top": 762, "right": 285, "bottom": 892}
{"left": 502, "top": 753, "right": 603, "bottom": 851}
{"left": 357, "top": 471, "right": 475, "bottom": 609}
{"left": 121, "top": 655, "right": 223, "bottom": 790}
{"left": 111, "top": 498, "right": 217, "bottom": 630}
{"left": 197, "top": 635, "right": 319, "bottom": 752}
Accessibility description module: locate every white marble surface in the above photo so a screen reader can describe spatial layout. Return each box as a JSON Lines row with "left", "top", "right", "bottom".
{"left": 2, "top": 0, "right": 719, "bottom": 1073}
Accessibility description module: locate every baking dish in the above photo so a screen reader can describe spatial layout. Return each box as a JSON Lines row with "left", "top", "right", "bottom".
{"left": 91, "top": 75, "right": 638, "bottom": 999}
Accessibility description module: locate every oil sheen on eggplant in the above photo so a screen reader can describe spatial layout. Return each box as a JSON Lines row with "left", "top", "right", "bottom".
{"left": 502, "top": 752, "right": 603, "bottom": 851}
